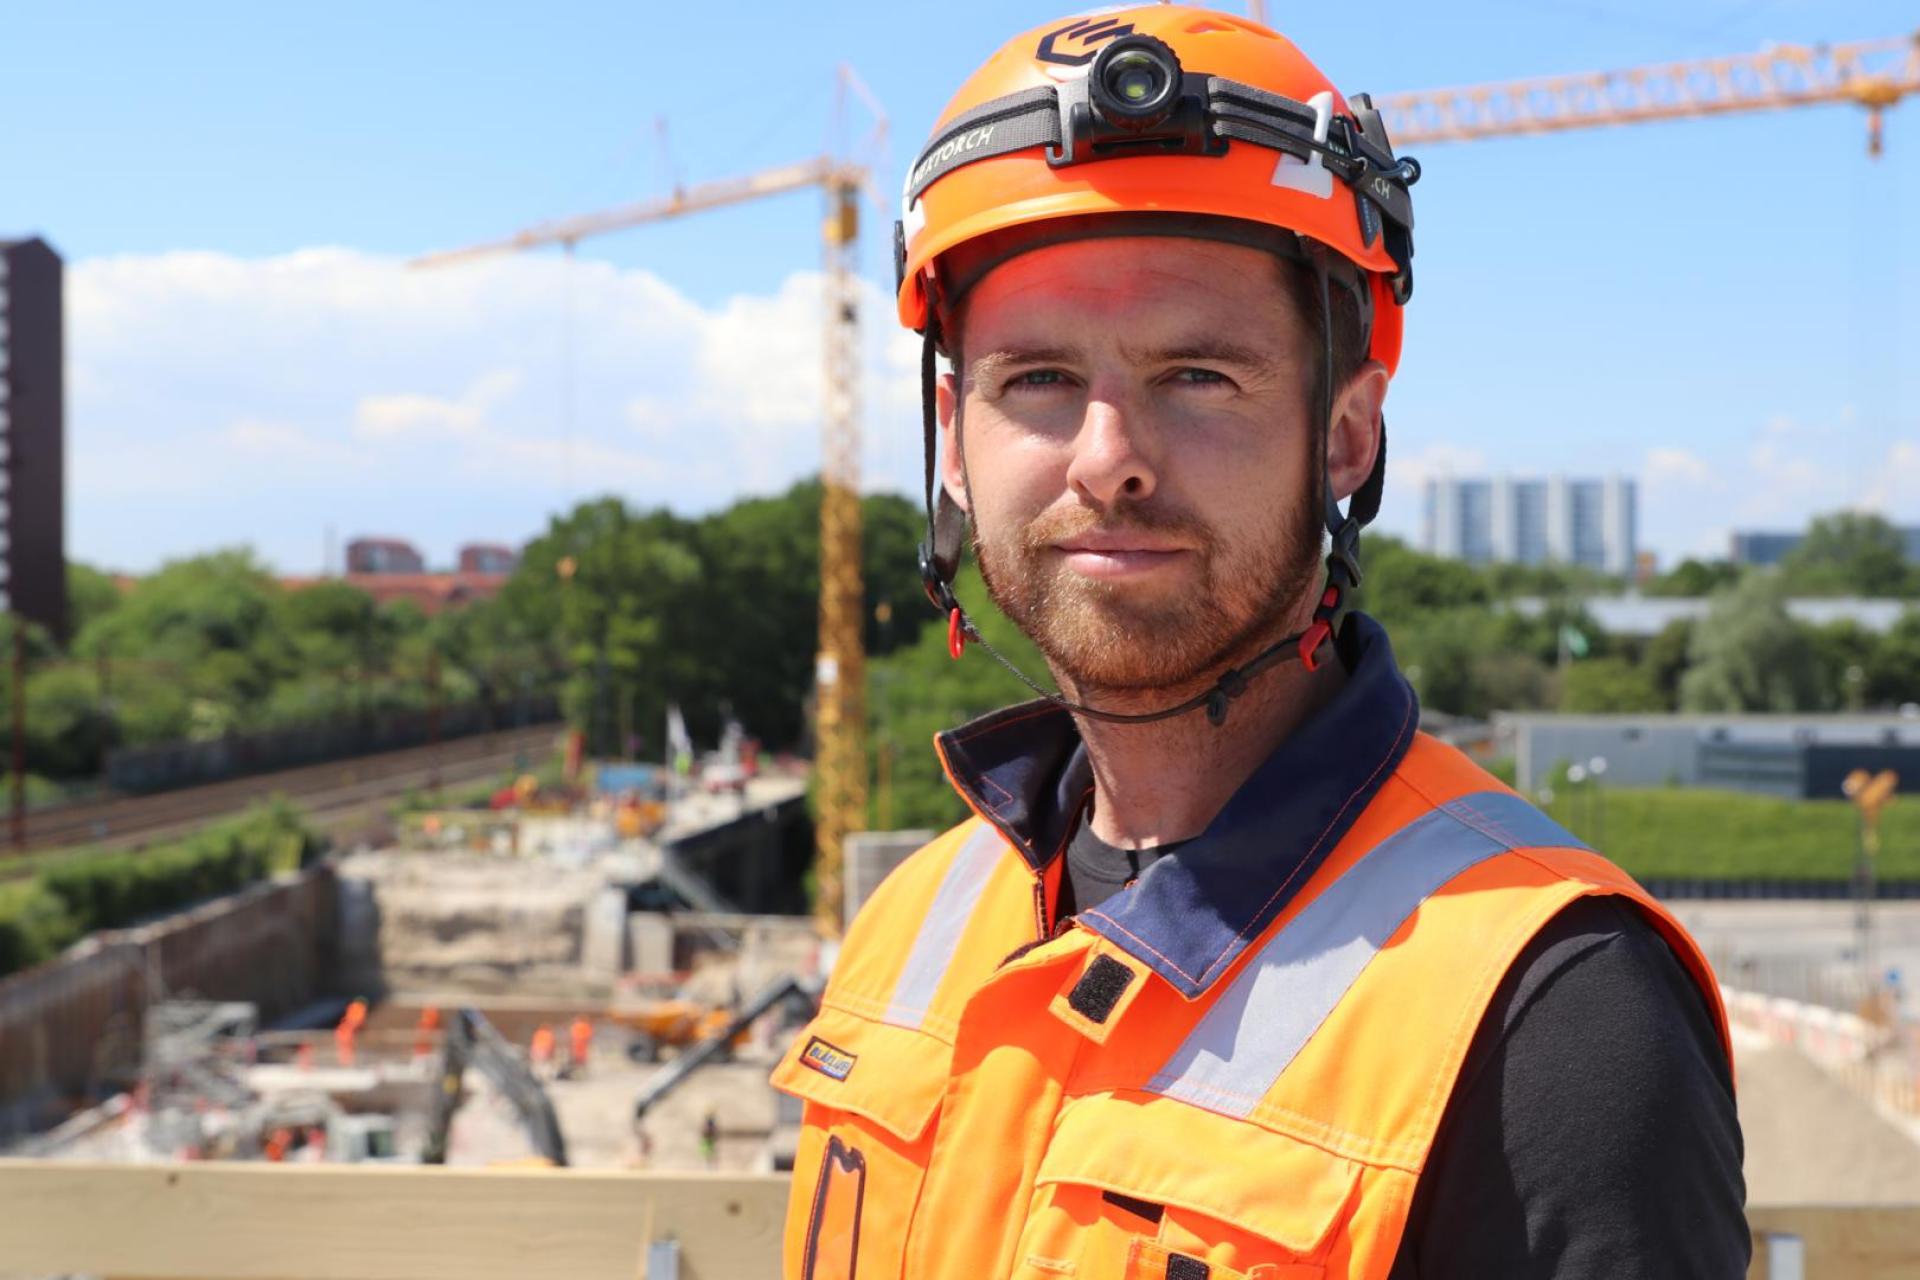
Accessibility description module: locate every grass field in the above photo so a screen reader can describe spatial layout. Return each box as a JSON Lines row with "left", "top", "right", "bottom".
{"left": 1538, "top": 785, "right": 1920, "bottom": 881}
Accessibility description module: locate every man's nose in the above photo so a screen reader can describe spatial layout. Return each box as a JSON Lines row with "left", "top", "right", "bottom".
{"left": 1065, "top": 395, "right": 1158, "bottom": 508}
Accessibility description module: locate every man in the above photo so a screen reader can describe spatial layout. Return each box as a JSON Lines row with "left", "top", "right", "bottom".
{"left": 772, "top": 8, "right": 1745, "bottom": 1278}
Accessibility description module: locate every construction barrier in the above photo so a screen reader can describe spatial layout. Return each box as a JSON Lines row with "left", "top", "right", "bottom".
{"left": 0, "top": 864, "right": 336, "bottom": 1140}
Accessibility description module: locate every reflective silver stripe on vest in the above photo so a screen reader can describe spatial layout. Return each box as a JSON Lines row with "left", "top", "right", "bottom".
{"left": 881, "top": 824, "right": 1007, "bottom": 1030}
{"left": 1148, "top": 791, "right": 1585, "bottom": 1118}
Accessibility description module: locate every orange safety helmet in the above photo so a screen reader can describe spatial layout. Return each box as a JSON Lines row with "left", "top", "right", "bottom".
{"left": 902, "top": 4, "right": 1423, "bottom": 719}
{"left": 895, "top": 4, "right": 1417, "bottom": 373}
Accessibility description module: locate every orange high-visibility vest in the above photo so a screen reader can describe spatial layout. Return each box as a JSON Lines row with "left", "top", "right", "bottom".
{"left": 773, "top": 734, "right": 1728, "bottom": 1280}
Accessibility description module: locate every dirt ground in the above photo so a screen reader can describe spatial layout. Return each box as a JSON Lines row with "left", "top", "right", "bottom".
{"left": 1733, "top": 1024, "right": 1920, "bottom": 1204}
{"left": 442, "top": 1041, "right": 782, "bottom": 1172}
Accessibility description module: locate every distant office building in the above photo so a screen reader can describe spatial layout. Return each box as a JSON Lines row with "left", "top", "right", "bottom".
{"left": 0, "top": 238, "right": 67, "bottom": 638}
{"left": 1424, "top": 474, "right": 1636, "bottom": 574}
{"left": 345, "top": 537, "right": 425, "bottom": 575}
{"left": 457, "top": 542, "right": 519, "bottom": 575}
{"left": 1496, "top": 711, "right": 1920, "bottom": 799}
{"left": 1729, "top": 530, "right": 1802, "bottom": 567}
{"left": 1731, "top": 526, "right": 1920, "bottom": 567}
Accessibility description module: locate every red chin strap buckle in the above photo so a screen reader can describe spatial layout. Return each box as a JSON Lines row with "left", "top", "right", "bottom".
{"left": 1297, "top": 585, "right": 1341, "bottom": 672}
{"left": 948, "top": 608, "right": 968, "bottom": 660}
{"left": 1298, "top": 620, "right": 1332, "bottom": 672}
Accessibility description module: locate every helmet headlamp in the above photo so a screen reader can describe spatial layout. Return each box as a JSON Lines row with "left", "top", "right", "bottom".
{"left": 1089, "top": 35, "right": 1181, "bottom": 131}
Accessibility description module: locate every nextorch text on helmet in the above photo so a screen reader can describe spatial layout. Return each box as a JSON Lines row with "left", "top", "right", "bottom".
{"left": 900, "top": 4, "right": 1421, "bottom": 725}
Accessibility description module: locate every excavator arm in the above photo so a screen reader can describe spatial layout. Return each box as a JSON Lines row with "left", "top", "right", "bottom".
{"left": 421, "top": 1008, "right": 569, "bottom": 1167}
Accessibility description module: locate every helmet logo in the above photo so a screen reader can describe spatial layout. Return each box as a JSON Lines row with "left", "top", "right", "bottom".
{"left": 1036, "top": 16, "right": 1135, "bottom": 66}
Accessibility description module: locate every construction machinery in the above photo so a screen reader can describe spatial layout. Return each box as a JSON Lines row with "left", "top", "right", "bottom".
{"left": 631, "top": 975, "right": 817, "bottom": 1125}
{"left": 414, "top": 70, "right": 886, "bottom": 936}
{"left": 421, "top": 1007, "right": 569, "bottom": 1167}
{"left": 608, "top": 995, "right": 746, "bottom": 1064}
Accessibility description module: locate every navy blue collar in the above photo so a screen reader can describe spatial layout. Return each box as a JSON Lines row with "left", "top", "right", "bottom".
{"left": 935, "top": 613, "right": 1419, "bottom": 999}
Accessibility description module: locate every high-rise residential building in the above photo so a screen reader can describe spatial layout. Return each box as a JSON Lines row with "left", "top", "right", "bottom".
{"left": 0, "top": 238, "right": 67, "bottom": 638}
{"left": 1490, "top": 476, "right": 1550, "bottom": 564}
{"left": 1423, "top": 474, "right": 1637, "bottom": 574}
{"left": 1423, "top": 477, "right": 1491, "bottom": 563}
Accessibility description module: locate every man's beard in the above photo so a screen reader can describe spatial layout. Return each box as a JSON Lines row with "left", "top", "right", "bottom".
{"left": 972, "top": 488, "right": 1325, "bottom": 696}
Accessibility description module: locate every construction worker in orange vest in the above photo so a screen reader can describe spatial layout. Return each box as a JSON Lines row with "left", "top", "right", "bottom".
{"left": 530, "top": 1023, "right": 557, "bottom": 1080}
{"left": 568, "top": 1015, "right": 594, "bottom": 1077}
{"left": 414, "top": 1005, "right": 442, "bottom": 1060}
{"left": 334, "top": 998, "right": 367, "bottom": 1067}
{"left": 772, "top": 8, "right": 1745, "bottom": 1278}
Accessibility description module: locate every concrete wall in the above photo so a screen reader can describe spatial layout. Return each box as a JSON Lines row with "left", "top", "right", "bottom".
{"left": 843, "top": 830, "right": 933, "bottom": 932}
{"left": 0, "top": 865, "right": 336, "bottom": 1141}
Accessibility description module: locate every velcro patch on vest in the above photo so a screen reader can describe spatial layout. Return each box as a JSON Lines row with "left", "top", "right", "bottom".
{"left": 799, "top": 1036, "right": 858, "bottom": 1082}
{"left": 1165, "top": 1255, "right": 1210, "bottom": 1280}
{"left": 1068, "top": 954, "right": 1135, "bottom": 1024}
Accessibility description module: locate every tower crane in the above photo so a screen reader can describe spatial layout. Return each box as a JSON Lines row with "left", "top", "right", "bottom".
{"left": 413, "top": 68, "right": 885, "bottom": 935}
{"left": 1378, "top": 31, "right": 1920, "bottom": 154}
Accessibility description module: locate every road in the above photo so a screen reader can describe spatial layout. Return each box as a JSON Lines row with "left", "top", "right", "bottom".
{"left": 1667, "top": 899, "right": 1920, "bottom": 1015}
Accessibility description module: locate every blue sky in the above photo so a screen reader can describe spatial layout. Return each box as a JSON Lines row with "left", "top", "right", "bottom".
{"left": 2, "top": 0, "right": 1915, "bottom": 574}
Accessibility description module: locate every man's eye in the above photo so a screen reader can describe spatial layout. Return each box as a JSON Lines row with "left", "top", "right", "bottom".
{"left": 1172, "top": 367, "right": 1229, "bottom": 385}
{"left": 1007, "top": 369, "right": 1067, "bottom": 390}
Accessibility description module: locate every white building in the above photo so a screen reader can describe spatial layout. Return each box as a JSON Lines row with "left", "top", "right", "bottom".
{"left": 1425, "top": 474, "right": 1636, "bottom": 574}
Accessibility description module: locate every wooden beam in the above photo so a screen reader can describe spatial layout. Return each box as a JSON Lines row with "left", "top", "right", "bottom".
{"left": 0, "top": 1159, "right": 787, "bottom": 1280}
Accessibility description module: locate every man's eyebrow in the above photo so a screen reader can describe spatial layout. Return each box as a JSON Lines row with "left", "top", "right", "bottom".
{"left": 1122, "top": 338, "right": 1280, "bottom": 368}
{"left": 972, "top": 344, "right": 1080, "bottom": 369}
{"left": 967, "top": 345, "right": 1080, "bottom": 384}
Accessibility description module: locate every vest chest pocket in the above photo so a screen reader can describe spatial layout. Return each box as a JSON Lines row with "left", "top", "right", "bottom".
{"left": 771, "top": 1002, "right": 953, "bottom": 1280}
{"left": 1012, "top": 1092, "right": 1356, "bottom": 1280}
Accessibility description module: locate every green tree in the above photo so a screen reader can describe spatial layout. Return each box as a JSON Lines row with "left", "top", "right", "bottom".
{"left": 1780, "top": 512, "right": 1917, "bottom": 597}
{"left": 1864, "top": 610, "right": 1920, "bottom": 708}
{"left": 73, "top": 550, "right": 295, "bottom": 718}
{"left": 1640, "top": 618, "right": 1695, "bottom": 710}
{"left": 1351, "top": 537, "right": 1492, "bottom": 626}
{"left": 867, "top": 563, "right": 1046, "bottom": 831}
{"left": 1679, "top": 575, "right": 1823, "bottom": 711}
{"left": 1806, "top": 618, "right": 1880, "bottom": 711}
{"left": 1561, "top": 656, "right": 1664, "bottom": 713}
{"left": 67, "top": 563, "right": 124, "bottom": 636}
{"left": 1642, "top": 558, "right": 1742, "bottom": 598}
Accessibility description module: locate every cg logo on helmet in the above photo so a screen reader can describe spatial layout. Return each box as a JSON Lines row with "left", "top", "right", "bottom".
{"left": 1036, "top": 16, "right": 1136, "bottom": 66}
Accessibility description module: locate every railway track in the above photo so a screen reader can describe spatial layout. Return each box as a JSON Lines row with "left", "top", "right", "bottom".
{"left": 3, "top": 724, "right": 561, "bottom": 863}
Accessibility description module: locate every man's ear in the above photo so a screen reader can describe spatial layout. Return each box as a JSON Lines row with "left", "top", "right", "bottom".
{"left": 1327, "top": 361, "right": 1388, "bottom": 502}
{"left": 936, "top": 370, "right": 971, "bottom": 514}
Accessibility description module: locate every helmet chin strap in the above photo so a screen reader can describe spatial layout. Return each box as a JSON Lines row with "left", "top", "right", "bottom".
{"left": 916, "top": 259, "right": 1377, "bottom": 729}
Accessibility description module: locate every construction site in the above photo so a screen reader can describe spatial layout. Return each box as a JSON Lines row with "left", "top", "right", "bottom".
{"left": 3, "top": 1, "right": 1920, "bottom": 1277}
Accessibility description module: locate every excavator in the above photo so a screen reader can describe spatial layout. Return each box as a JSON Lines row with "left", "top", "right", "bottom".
{"left": 630, "top": 974, "right": 817, "bottom": 1125}
{"left": 421, "top": 1007, "right": 568, "bottom": 1167}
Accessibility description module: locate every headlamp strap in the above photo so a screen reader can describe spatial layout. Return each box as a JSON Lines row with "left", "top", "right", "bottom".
{"left": 903, "top": 76, "right": 1419, "bottom": 237}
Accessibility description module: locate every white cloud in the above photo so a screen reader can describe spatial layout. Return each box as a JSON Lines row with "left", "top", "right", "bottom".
{"left": 1639, "top": 414, "right": 1919, "bottom": 563}
{"left": 66, "top": 249, "right": 923, "bottom": 572}
{"left": 1858, "top": 441, "right": 1920, "bottom": 516}
{"left": 1643, "top": 446, "right": 1716, "bottom": 490}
